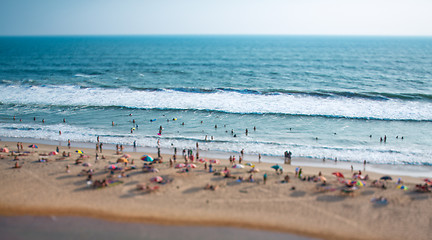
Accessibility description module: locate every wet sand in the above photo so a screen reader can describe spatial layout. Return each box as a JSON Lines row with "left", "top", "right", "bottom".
{"left": 0, "top": 140, "right": 431, "bottom": 240}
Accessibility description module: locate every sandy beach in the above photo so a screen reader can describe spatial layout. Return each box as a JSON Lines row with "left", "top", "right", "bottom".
{"left": 0, "top": 140, "right": 431, "bottom": 240}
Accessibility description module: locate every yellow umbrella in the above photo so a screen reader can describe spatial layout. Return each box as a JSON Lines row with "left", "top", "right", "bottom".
{"left": 76, "top": 150, "right": 84, "bottom": 154}
{"left": 117, "top": 157, "right": 128, "bottom": 163}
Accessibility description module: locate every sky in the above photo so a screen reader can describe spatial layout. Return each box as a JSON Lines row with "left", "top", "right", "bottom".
{"left": 1, "top": 0, "right": 432, "bottom": 36}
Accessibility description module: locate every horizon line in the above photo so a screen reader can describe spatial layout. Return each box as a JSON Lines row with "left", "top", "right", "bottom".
{"left": 1, "top": 33, "right": 432, "bottom": 38}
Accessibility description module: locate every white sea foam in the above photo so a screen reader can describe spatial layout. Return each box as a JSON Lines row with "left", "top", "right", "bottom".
{"left": 1, "top": 122, "right": 431, "bottom": 165}
{"left": 1, "top": 85, "right": 431, "bottom": 121}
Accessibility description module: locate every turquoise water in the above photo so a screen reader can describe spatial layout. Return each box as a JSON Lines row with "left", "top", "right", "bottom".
{"left": 0, "top": 36, "right": 431, "bottom": 165}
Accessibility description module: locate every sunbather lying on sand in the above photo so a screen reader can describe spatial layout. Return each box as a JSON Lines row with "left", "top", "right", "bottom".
{"left": 204, "top": 183, "right": 218, "bottom": 191}
{"left": 136, "top": 184, "right": 160, "bottom": 193}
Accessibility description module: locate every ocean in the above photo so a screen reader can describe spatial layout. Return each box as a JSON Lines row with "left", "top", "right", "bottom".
{"left": 0, "top": 35, "right": 431, "bottom": 166}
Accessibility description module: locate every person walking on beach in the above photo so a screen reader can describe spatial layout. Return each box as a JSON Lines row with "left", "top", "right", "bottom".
{"left": 99, "top": 142, "right": 103, "bottom": 153}
{"left": 68, "top": 139, "right": 71, "bottom": 149}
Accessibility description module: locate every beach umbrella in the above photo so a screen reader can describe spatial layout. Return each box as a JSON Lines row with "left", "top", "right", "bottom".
{"left": 175, "top": 163, "right": 186, "bottom": 168}
{"left": 48, "top": 151, "right": 58, "bottom": 156}
{"left": 1, "top": 148, "right": 9, "bottom": 153}
{"left": 76, "top": 150, "right": 84, "bottom": 154}
{"left": 355, "top": 180, "right": 366, "bottom": 187}
{"left": 117, "top": 158, "right": 128, "bottom": 163}
{"left": 210, "top": 159, "right": 220, "bottom": 164}
{"left": 198, "top": 158, "right": 208, "bottom": 163}
{"left": 141, "top": 155, "right": 153, "bottom": 162}
{"left": 150, "top": 176, "right": 163, "bottom": 183}
{"left": 186, "top": 164, "right": 197, "bottom": 168}
{"left": 271, "top": 165, "right": 282, "bottom": 170}
{"left": 380, "top": 176, "right": 392, "bottom": 181}
{"left": 122, "top": 154, "right": 131, "bottom": 158}
{"left": 332, "top": 172, "right": 345, "bottom": 178}
{"left": 233, "top": 164, "right": 244, "bottom": 169}
{"left": 28, "top": 144, "right": 38, "bottom": 148}
{"left": 108, "top": 165, "right": 117, "bottom": 170}
{"left": 396, "top": 184, "right": 408, "bottom": 190}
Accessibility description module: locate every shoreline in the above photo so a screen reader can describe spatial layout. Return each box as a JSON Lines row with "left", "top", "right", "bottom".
{"left": 1, "top": 139, "right": 431, "bottom": 240}
{"left": 2, "top": 136, "right": 432, "bottom": 178}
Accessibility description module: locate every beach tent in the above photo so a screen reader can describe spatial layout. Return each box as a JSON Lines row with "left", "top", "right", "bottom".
{"left": 141, "top": 155, "right": 153, "bottom": 162}
{"left": 28, "top": 144, "right": 38, "bottom": 148}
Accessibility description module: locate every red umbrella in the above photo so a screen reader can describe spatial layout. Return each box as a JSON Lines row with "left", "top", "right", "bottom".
{"left": 332, "top": 172, "right": 345, "bottom": 178}
{"left": 210, "top": 159, "right": 220, "bottom": 164}
{"left": 175, "top": 163, "right": 185, "bottom": 169}
{"left": 186, "top": 164, "right": 196, "bottom": 168}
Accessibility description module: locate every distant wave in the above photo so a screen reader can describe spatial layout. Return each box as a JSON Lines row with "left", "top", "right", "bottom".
{"left": 1, "top": 84, "right": 432, "bottom": 121}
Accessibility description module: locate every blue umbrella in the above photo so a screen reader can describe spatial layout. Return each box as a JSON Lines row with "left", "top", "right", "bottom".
{"left": 28, "top": 144, "right": 38, "bottom": 148}
{"left": 141, "top": 155, "right": 154, "bottom": 162}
